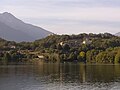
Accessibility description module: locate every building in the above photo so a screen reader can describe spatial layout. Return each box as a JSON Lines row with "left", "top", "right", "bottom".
{"left": 82, "top": 38, "right": 92, "bottom": 45}
{"left": 38, "top": 55, "right": 44, "bottom": 59}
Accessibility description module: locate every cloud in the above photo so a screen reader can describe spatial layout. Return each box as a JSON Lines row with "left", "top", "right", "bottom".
{"left": 1, "top": 0, "right": 120, "bottom": 8}
{"left": 23, "top": 17, "right": 120, "bottom": 34}
{"left": 0, "top": 0, "right": 120, "bottom": 34}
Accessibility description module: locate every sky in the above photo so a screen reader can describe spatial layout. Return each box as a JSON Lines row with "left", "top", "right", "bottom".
{"left": 0, "top": 0, "right": 120, "bottom": 34}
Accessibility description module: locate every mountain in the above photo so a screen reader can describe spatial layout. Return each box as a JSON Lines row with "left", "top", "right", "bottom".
{"left": 0, "top": 12, "right": 52, "bottom": 42}
{"left": 115, "top": 32, "right": 120, "bottom": 36}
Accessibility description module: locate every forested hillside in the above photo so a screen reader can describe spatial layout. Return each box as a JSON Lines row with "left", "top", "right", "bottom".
{"left": 18, "top": 33, "right": 120, "bottom": 64}
{"left": 0, "top": 33, "right": 120, "bottom": 64}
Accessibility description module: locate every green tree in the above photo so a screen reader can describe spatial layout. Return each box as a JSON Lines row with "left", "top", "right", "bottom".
{"left": 63, "top": 44, "right": 70, "bottom": 51}
{"left": 79, "top": 51, "right": 86, "bottom": 62}
{"left": 69, "top": 52, "right": 76, "bottom": 60}
{"left": 57, "top": 44, "right": 62, "bottom": 50}
{"left": 114, "top": 51, "right": 120, "bottom": 64}
{"left": 4, "top": 53, "right": 11, "bottom": 61}
{"left": 80, "top": 51, "right": 85, "bottom": 58}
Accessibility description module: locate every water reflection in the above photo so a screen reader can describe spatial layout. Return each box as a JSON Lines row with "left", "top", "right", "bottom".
{"left": 0, "top": 62, "right": 120, "bottom": 90}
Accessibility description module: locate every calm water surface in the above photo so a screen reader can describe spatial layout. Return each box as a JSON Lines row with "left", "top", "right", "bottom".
{"left": 0, "top": 62, "right": 120, "bottom": 90}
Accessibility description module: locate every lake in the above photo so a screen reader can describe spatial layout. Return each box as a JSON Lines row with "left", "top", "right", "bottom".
{"left": 0, "top": 62, "right": 120, "bottom": 90}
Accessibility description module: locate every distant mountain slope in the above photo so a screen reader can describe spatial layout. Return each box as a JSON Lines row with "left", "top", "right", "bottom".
{"left": 0, "top": 12, "right": 52, "bottom": 42}
{"left": 0, "top": 21, "right": 34, "bottom": 41}
{"left": 115, "top": 32, "right": 120, "bottom": 36}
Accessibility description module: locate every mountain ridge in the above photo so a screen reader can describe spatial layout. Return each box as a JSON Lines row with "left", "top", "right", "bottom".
{"left": 0, "top": 12, "right": 52, "bottom": 42}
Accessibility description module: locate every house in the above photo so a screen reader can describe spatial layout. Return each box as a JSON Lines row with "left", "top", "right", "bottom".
{"left": 82, "top": 38, "right": 92, "bottom": 45}
{"left": 10, "top": 45, "right": 16, "bottom": 49}
{"left": 60, "top": 42, "right": 64, "bottom": 46}
{"left": 8, "top": 45, "right": 16, "bottom": 49}
{"left": 38, "top": 55, "right": 44, "bottom": 59}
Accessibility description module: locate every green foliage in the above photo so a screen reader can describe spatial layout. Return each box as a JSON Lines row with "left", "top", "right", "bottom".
{"left": 63, "top": 44, "right": 70, "bottom": 51}
{"left": 68, "top": 52, "right": 76, "bottom": 60}
{"left": 57, "top": 44, "right": 62, "bottom": 50}
{"left": 115, "top": 51, "right": 120, "bottom": 64}
{"left": 78, "top": 51, "right": 86, "bottom": 62}
{"left": 86, "top": 49, "right": 99, "bottom": 63}
{"left": 96, "top": 48, "right": 117, "bottom": 64}
{"left": 79, "top": 51, "right": 85, "bottom": 58}
{"left": 4, "top": 53, "right": 11, "bottom": 61}
{"left": 0, "top": 33, "right": 120, "bottom": 64}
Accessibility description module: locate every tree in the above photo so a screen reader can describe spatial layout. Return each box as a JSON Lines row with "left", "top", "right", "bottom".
{"left": 86, "top": 50, "right": 99, "bottom": 63}
{"left": 4, "top": 53, "right": 11, "bottom": 61}
{"left": 57, "top": 44, "right": 63, "bottom": 50}
{"left": 69, "top": 52, "right": 76, "bottom": 60}
{"left": 63, "top": 44, "right": 70, "bottom": 51}
{"left": 2, "top": 53, "right": 11, "bottom": 64}
{"left": 86, "top": 51, "right": 91, "bottom": 62}
{"left": 80, "top": 51, "right": 85, "bottom": 58}
{"left": 96, "top": 51, "right": 115, "bottom": 64}
{"left": 114, "top": 51, "right": 120, "bottom": 64}
{"left": 79, "top": 51, "right": 86, "bottom": 62}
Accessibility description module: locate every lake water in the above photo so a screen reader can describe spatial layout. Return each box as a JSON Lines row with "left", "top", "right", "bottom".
{"left": 0, "top": 62, "right": 120, "bottom": 90}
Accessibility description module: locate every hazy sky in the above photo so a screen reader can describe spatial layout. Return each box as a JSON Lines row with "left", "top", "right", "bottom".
{"left": 0, "top": 0, "right": 120, "bottom": 34}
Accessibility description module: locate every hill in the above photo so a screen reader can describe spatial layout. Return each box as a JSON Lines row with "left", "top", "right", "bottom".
{"left": 0, "top": 33, "right": 120, "bottom": 64}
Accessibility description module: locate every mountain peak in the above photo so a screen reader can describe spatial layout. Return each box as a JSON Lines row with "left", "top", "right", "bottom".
{"left": 0, "top": 12, "right": 21, "bottom": 24}
{"left": 2, "top": 12, "right": 11, "bottom": 14}
{"left": 1, "top": 12, "right": 15, "bottom": 17}
{"left": 2, "top": 12, "right": 13, "bottom": 16}
{"left": 0, "top": 12, "right": 52, "bottom": 42}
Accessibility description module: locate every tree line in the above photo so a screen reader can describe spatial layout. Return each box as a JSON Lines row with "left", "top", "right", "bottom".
{"left": 0, "top": 33, "right": 120, "bottom": 64}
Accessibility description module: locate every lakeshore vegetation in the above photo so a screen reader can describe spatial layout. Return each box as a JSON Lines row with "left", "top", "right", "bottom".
{"left": 0, "top": 33, "right": 120, "bottom": 64}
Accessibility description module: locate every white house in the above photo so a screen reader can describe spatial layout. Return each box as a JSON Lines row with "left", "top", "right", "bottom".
{"left": 38, "top": 55, "right": 44, "bottom": 59}
{"left": 82, "top": 38, "right": 92, "bottom": 45}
